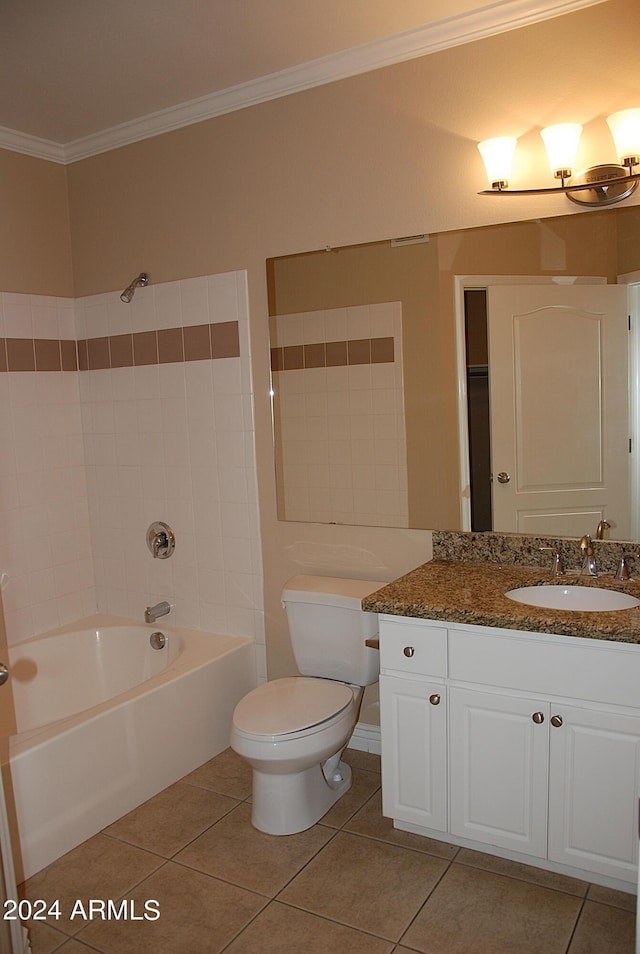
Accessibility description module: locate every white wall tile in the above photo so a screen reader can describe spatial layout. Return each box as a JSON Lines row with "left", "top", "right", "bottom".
{"left": 0, "top": 277, "right": 264, "bottom": 669}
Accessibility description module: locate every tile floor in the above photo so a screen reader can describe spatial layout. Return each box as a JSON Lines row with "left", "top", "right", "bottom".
{"left": 18, "top": 749, "right": 637, "bottom": 954}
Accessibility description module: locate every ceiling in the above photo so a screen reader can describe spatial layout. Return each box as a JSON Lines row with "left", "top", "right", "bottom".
{"left": 0, "top": 0, "right": 606, "bottom": 161}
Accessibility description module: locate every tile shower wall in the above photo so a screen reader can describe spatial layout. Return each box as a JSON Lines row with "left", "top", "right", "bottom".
{"left": 272, "top": 303, "right": 408, "bottom": 527}
{"left": 0, "top": 275, "right": 265, "bottom": 679}
{"left": 0, "top": 292, "right": 93, "bottom": 644}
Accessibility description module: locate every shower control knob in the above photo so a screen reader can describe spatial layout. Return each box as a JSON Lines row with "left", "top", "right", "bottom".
{"left": 403, "top": 646, "right": 415, "bottom": 658}
{"left": 147, "top": 521, "right": 175, "bottom": 559}
{"left": 0, "top": 663, "right": 9, "bottom": 686}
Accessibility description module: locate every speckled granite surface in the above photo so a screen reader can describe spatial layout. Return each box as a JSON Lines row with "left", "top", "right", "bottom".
{"left": 362, "top": 531, "right": 640, "bottom": 643}
{"left": 432, "top": 529, "right": 635, "bottom": 574}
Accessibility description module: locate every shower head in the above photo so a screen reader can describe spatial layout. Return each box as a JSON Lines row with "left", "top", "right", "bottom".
{"left": 120, "top": 272, "right": 150, "bottom": 303}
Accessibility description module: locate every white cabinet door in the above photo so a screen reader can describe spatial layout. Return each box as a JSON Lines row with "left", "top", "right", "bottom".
{"left": 548, "top": 703, "right": 640, "bottom": 882}
{"left": 449, "top": 686, "right": 549, "bottom": 858}
{"left": 380, "top": 675, "right": 447, "bottom": 832}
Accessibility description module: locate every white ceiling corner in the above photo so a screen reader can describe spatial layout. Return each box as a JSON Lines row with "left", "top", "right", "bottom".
{"left": 0, "top": 0, "right": 606, "bottom": 165}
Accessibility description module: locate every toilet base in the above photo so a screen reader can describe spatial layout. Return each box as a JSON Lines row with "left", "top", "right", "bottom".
{"left": 251, "top": 758, "right": 353, "bottom": 835}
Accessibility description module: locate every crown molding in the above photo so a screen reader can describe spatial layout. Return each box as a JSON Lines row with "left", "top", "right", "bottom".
{"left": 0, "top": 0, "right": 605, "bottom": 165}
{"left": 0, "top": 125, "right": 66, "bottom": 163}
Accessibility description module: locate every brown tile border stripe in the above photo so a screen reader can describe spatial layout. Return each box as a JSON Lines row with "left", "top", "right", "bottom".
{"left": 271, "top": 336, "right": 394, "bottom": 372}
{"left": 0, "top": 321, "right": 240, "bottom": 372}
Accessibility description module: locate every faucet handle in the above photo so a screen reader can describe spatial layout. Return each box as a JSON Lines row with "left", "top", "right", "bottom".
{"left": 615, "top": 553, "right": 638, "bottom": 582}
{"left": 580, "top": 534, "right": 594, "bottom": 555}
{"left": 539, "top": 547, "right": 565, "bottom": 576}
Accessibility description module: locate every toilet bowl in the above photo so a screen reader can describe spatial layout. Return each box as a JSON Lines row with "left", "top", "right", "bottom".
{"left": 230, "top": 575, "right": 383, "bottom": 835}
{"left": 231, "top": 676, "right": 360, "bottom": 834}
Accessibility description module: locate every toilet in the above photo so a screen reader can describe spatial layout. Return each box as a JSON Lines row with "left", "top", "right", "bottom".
{"left": 230, "top": 575, "right": 383, "bottom": 835}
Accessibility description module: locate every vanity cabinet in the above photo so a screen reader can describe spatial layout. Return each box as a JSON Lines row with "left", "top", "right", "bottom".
{"left": 379, "top": 614, "right": 640, "bottom": 888}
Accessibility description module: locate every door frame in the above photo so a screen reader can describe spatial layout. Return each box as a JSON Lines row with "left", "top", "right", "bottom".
{"left": 452, "top": 274, "right": 630, "bottom": 533}
{"left": 618, "top": 271, "right": 640, "bottom": 541}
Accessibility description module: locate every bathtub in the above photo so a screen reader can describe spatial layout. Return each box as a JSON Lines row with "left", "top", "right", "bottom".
{"left": 5, "top": 615, "right": 256, "bottom": 881}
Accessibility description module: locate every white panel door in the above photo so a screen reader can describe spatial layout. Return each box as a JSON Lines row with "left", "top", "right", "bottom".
{"left": 449, "top": 687, "right": 549, "bottom": 858}
{"left": 548, "top": 703, "right": 640, "bottom": 882}
{"left": 487, "top": 284, "right": 629, "bottom": 537}
{"left": 379, "top": 675, "right": 447, "bottom": 832}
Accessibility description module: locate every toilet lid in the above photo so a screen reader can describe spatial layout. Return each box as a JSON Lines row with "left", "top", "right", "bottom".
{"left": 233, "top": 677, "right": 353, "bottom": 736}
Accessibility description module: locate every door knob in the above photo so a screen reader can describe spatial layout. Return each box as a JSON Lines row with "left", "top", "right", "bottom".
{"left": 496, "top": 472, "right": 511, "bottom": 484}
{"left": 403, "top": 646, "right": 415, "bottom": 657}
{"left": 0, "top": 663, "right": 9, "bottom": 686}
{"left": 531, "top": 711, "right": 545, "bottom": 724}
{"left": 429, "top": 693, "right": 441, "bottom": 705}
{"left": 550, "top": 715, "right": 563, "bottom": 728}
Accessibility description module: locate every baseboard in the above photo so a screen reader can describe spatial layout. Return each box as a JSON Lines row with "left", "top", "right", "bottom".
{"left": 348, "top": 722, "right": 381, "bottom": 755}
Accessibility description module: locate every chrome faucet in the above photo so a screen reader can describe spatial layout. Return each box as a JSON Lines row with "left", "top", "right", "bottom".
{"left": 579, "top": 534, "right": 598, "bottom": 578}
{"left": 145, "top": 600, "right": 171, "bottom": 624}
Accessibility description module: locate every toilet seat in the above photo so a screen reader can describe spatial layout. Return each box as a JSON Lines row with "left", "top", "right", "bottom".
{"left": 233, "top": 676, "right": 354, "bottom": 738}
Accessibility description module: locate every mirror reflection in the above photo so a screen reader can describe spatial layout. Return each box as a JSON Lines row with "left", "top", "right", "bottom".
{"left": 267, "top": 206, "right": 640, "bottom": 538}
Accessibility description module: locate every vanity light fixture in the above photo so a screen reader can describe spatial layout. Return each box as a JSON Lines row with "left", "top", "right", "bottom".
{"left": 478, "top": 108, "right": 640, "bottom": 206}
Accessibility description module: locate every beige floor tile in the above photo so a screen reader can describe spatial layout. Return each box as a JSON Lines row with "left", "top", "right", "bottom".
{"left": 279, "top": 830, "right": 449, "bottom": 941}
{"left": 77, "top": 860, "right": 265, "bottom": 954}
{"left": 224, "top": 900, "right": 395, "bottom": 954}
{"left": 587, "top": 882, "right": 636, "bottom": 912}
{"left": 22, "top": 919, "right": 68, "bottom": 954}
{"left": 318, "top": 764, "right": 381, "bottom": 829}
{"left": 344, "top": 748, "right": 382, "bottom": 777}
{"left": 402, "top": 862, "right": 582, "bottom": 954}
{"left": 181, "top": 747, "right": 252, "bottom": 799}
{"left": 568, "top": 900, "right": 636, "bottom": 954}
{"left": 57, "top": 942, "right": 102, "bottom": 953}
{"left": 20, "top": 834, "right": 163, "bottom": 937}
{"left": 456, "top": 846, "right": 588, "bottom": 897}
{"left": 345, "top": 790, "right": 459, "bottom": 860}
{"left": 103, "top": 781, "right": 240, "bottom": 857}
{"left": 174, "top": 801, "right": 334, "bottom": 896}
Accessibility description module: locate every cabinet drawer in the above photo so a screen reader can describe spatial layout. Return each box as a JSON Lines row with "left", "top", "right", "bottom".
{"left": 449, "top": 628, "right": 640, "bottom": 708}
{"left": 379, "top": 616, "right": 447, "bottom": 676}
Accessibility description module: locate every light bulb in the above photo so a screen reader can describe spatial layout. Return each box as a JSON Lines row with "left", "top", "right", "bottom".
{"left": 540, "top": 123, "right": 582, "bottom": 180}
{"left": 606, "top": 108, "right": 640, "bottom": 168}
{"left": 477, "top": 137, "right": 517, "bottom": 189}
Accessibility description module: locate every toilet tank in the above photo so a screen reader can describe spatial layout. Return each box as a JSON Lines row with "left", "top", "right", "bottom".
{"left": 281, "top": 575, "right": 384, "bottom": 686}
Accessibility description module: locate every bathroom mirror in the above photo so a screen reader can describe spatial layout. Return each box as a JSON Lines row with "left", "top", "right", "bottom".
{"left": 267, "top": 205, "right": 640, "bottom": 539}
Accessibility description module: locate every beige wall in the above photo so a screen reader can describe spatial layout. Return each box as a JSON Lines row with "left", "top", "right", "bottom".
{"left": 3, "top": 0, "right": 640, "bottom": 724}
{"left": 0, "top": 150, "right": 73, "bottom": 296}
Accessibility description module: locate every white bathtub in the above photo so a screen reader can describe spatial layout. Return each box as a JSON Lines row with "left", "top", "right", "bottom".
{"left": 5, "top": 615, "right": 256, "bottom": 881}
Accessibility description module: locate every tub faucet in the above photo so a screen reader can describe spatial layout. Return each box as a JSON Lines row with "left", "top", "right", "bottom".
{"left": 579, "top": 534, "right": 598, "bottom": 578}
{"left": 145, "top": 600, "right": 171, "bottom": 624}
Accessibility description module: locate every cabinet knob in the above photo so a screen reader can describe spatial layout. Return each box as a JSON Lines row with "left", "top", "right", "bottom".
{"left": 429, "top": 693, "right": 441, "bottom": 706}
{"left": 531, "top": 711, "right": 545, "bottom": 724}
{"left": 403, "top": 646, "right": 415, "bottom": 657}
{"left": 550, "top": 715, "right": 563, "bottom": 728}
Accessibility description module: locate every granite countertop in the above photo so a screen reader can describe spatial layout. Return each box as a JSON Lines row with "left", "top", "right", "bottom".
{"left": 362, "top": 559, "right": 640, "bottom": 644}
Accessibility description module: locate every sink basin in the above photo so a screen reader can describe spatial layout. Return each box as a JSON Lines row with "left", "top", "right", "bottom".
{"left": 505, "top": 585, "right": 640, "bottom": 612}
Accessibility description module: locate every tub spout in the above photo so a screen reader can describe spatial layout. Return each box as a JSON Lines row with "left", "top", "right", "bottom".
{"left": 145, "top": 601, "right": 171, "bottom": 624}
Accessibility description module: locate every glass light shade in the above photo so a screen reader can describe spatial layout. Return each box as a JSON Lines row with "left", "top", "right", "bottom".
{"left": 540, "top": 123, "right": 582, "bottom": 177}
{"left": 606, "top": 108, "right": 640, "bottom": 164}
{"left": 477, "top": 137, "right": 517, "bottom": 188}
